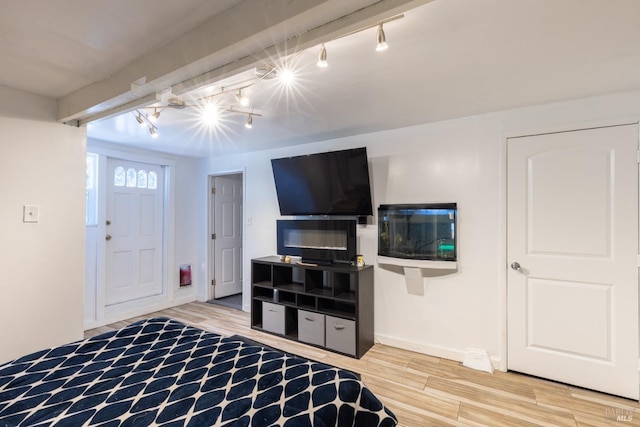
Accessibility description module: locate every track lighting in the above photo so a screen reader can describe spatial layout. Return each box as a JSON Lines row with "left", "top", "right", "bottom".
{"left": 224, "top": 107, "right": 261, "bottom": 128}
{"left": 310, "top": 17, "right": 398, "bottom": 67}
{"left": 235, "top": 90, "right": 250, "bottom": 106}
{"left": 130, "top": 14, "right": 402, "bottom": 136}
{"left": 376, "top": 24, "right": 388, "bottom": 51}
{"left": 133, "top": 110, "right": 159, "bottom": 138}
{"left": 317, "top": 44, "right": 328, "bottom": 68}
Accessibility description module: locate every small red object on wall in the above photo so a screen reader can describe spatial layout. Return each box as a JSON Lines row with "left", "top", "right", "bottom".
{"left": 179, "top": 264, "right": 192, "bottom": 287}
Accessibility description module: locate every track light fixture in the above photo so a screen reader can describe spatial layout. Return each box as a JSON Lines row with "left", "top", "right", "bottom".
{"left": 133, "top": 110, "right": 159, "bottom": 138}
{"left": 235, "top": 89, "right": 250, "bottom": 106}
{"left": 135, "top": 87, "right": 265, "bottom": 133}
{"left": 129, "top": 14, "right": 402, "bottom": 137}
{"left": 314, "top": 15, "right": 400, "bottom": 59}
{"left": 227, "top": 107, "right": 261, "bottom": 128}
{"left": 317, "top": 44, "right": 328, "bottom": 67}
{"left": 376, "top": 24, "right": 388, "bottom": 51}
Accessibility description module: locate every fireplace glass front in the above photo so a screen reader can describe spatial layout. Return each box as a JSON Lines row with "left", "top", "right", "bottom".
{"left": 277, "top": 219, "right": 356, "bottom": 264}
{"left": 283, "top": 229, "right": 347, "bottom": 251}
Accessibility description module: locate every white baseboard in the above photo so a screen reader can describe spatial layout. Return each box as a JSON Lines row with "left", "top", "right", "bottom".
{"left": 375, "top": 333, "right": 502, "bottom": 371}
{"left": 84, "top": 294, "right": 197, "bottom": 331}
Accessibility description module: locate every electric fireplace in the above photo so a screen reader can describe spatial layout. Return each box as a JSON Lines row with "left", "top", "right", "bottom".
{"left": 277, "top": 219, "right": 356, "bottom": 264}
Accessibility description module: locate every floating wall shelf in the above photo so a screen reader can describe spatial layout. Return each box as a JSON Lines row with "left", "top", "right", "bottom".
{"left": 377, "top": 256, "right": 457, "bottom": 295}
{"left": 377, "top": 256, "right": 457, "bottom": 270}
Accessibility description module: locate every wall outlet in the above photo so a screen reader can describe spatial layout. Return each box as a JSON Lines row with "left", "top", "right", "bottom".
{"left": 23, "top": 205, "right": 40, "bottom": 223}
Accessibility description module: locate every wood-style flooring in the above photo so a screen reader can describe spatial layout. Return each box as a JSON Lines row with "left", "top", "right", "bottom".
{"left": 85, "top": 302, "right": 640, "bottom": 426}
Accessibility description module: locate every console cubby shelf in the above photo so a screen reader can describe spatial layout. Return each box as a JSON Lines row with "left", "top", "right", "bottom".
{"left": 251, "top": 256, "right": 374, "bottom": 358}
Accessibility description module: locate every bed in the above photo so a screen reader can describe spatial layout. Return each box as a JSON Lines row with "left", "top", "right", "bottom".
{"left": 0, "top": 317, "right": 397, "bottom": 426}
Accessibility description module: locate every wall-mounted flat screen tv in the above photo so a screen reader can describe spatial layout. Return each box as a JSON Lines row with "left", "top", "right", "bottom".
{"left": 271, "top": 147, "right": 373, "bottom": 216}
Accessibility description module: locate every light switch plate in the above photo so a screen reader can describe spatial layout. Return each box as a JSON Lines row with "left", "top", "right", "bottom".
{"left": 23, "top": 205, "right": 40, "bottom": 223}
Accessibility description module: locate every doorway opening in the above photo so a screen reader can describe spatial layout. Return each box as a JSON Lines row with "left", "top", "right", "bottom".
{"left": 207, "top": 173, "right": 244, "bottom": 311}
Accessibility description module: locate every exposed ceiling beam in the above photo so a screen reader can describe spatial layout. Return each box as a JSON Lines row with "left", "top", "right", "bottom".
{"left": 63, "top": 0, "right": 432, "bottom": 125}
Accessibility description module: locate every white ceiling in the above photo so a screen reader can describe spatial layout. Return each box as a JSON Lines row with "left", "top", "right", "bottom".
{"left": 0, "top": 0, "right": 243, "bottom": 98}
{"left": 3, "top": 0, "right": 640, "bottom": 158}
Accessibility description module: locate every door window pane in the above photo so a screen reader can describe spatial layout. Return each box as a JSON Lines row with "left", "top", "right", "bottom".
{"left": 114, "top": 166, "right": 125, "bottom": 187}
{"left": 148, "top": 171, "right": 158, "bottom": 190}
{"left": 137, "top": 170, "right": 148, "bottom": 189}
{"left": 126, "top": 168, "right": 137, "bottom": 187}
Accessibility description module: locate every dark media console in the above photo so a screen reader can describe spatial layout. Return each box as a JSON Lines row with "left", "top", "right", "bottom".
{"left": 250, "top": 256, "right": 374, "bottom": 358}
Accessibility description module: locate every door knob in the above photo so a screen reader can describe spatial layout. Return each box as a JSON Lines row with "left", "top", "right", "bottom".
{"left": 106, "top": 235, "right": 112, "bottom": 241}
{"left": 511, "top": 262, "right": 521, "bottom": 271}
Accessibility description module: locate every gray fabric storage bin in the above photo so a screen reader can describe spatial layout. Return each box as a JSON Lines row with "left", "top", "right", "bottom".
{"left": 325, "top": 315, "right": 355, "bottom": 356}
{"left": 298, "top": 310, "right": 325, "bottom": 346}
{"left": 262, "top": 301, "right": 285, "bottom": 335}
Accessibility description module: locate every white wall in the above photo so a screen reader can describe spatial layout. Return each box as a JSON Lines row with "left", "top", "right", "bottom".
{"left": 197, "top": 89, "right": 640, "bottom": 363}
{"left": 0, "top": 85, "right": 86, "bottom": 363}
{"left": 174, "top": 153, "right": 200, "bottom": 293}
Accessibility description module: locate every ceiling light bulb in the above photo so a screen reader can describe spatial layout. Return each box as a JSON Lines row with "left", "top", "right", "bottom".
{"left": 317, "top": 44, "right": 328, "bottom": 68}
{"left": 201, "top": 102, "right": 219, "bottom": 127}
{"left": 245, "top": 115, "right": 253, "bottom": 129}
{"left": 235, "top": 90, "right": 250, "bottom": 106}
{"left": 150, "top": 109, "right": 161, "bottom": 122}
{"left": 280, "top": 68, "right": 295, "bottom": 85}
{"left": 149, "top": 127, "right": 158, "bottom": 138}
{"left": 376, "top": 24, "right": 388, "bottom": 51}
{"left": 136, "top": 112, "right": 145, "bottom": 126}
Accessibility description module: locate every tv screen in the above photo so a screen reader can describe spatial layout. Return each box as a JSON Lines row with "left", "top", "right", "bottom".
{"left": 271, "top": 147, "right": 373, "bottom": 216}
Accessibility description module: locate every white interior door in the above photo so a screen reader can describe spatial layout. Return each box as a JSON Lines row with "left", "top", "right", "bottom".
{"left": 213, "top": 174, "right": 243, "bottom": 299}
{"left": 507, "top": 124, "right": 639, "bottom": 399}
{"left": 106, "top": 158, "right": 164, "bottom": 306}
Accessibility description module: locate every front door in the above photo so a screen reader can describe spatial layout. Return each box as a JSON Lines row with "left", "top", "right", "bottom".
{"left": 507, "top": 124, "right": 639, "bottom": 399}
{"left": 106, "top": 158, "right": 164, "bottom": 306}
{"left": 212, "top": 174, "right": 243, "bottom": 299}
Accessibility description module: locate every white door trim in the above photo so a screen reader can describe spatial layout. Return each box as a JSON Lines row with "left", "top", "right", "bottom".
{"left": 498, "top": 117, "right": 640, "bottom": 373}
{"left": 85, "top": 145, "right": 177, "bottom": 329}
{"left": 207, "top": 169, "right": 247, "bottom": 309}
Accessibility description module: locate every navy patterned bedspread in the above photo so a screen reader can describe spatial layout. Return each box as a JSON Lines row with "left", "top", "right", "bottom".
{"left": 0, "top": 318, "right": 397, "bottom": 426}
